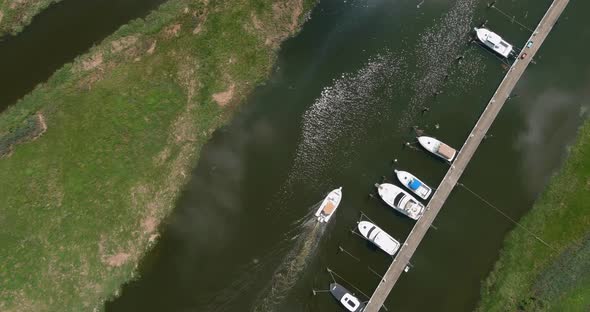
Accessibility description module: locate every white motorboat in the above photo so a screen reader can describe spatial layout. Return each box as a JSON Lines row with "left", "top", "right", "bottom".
{"left": 358, "top": 221, "right": 401, "bottom": 256}
{"left": 394, "top": 169, "right": 432, "bottom": 200}
{"left": 376, "top": 183, "right": 425, "bottom": 220}
{"left": 474, "top": 27, "right": 513, "bottom": 58}
{"left": 417, "top": 136, "right": 457, "bottom": 162}
{"left": 315, "top": 187, "right": 342, "bottom": 223}
{"left": 330, "top": 283, "right": 365, "bottom": 312}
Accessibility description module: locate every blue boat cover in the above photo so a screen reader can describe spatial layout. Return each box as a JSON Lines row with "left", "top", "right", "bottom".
{"left": 409, "top": 179, "right": 422, "bottom": 191}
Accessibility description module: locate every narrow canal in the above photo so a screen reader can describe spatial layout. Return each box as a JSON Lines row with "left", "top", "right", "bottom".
{"left": 105, "top": 0, "right": 589, "bottom": 311}
{"left": 0, "top": 0, "right": 167, "bottom": 111}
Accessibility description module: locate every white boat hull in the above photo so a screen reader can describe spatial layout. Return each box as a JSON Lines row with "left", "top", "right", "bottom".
{"left": 474, "top": 27, "right": 513, "bottom": 58}
{"left": 417, "top": 136, "right": 456, "bottom": 162}
{"left": 394, "top": 169, "right": 432, "bottom": 200}
{"left": 315, "top": 187, "right": 342, "bottom": 223}
{"left": 376, "top": 183, "right": 425, "bottom": 220}
{"left": 358, "top": 221, "right": 400, "bottom": 256}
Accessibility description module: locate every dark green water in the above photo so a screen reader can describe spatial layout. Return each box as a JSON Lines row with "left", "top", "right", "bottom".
{"left": 0, "top": 0, "right": 166, "bottom": 111}
{"left": 105, "top": 0, "right": 589, "bottom": 311}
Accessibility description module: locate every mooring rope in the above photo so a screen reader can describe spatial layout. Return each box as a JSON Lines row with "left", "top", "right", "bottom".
{"left": 338, "top": 246, "right": 361, "bottom": 262}
{"left": 457, "top": 182, "right": 557, "bottom": 252}
{"left": 490, "top": 5, "right": 535, "bottom": 33}
{"left": 327, "top": 268, "right": 373, "bottom": 302}
{"left": 321, "top": 268, "right": 390, "bottom": 311}
{"left": 350, "top": 227, "right": 367, "bottom": 241}
{"left": 359, "top": 211, "right": 379, "bottom": 225}
{"left": 367, "top": 266, "right": 384, "bottom": 280}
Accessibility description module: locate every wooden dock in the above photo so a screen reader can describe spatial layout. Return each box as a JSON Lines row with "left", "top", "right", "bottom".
{"left": 363, "top": 0, "right": 569, "bottom": 311}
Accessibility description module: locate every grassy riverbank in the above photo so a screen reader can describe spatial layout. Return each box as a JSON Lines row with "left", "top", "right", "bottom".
{"left": 478, "top": 119, "right": 590, "bottom": 311}
{"left": 0, "top": 0, "right": 314, "bottom": 310}
{"left": 0, "top": 0, "right": 61, "bottom": 36}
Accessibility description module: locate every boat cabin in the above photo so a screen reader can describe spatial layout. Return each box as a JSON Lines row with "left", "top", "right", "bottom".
{"left": 322, "top": 201, "right": 336, "bottom": 215}
{"left": 475, "top": 27, "right": 513, "bottom": 58}
{"left": 341, "top": 294, "right": 362, "bottom": 312}
{"left": 393, "top": 192, "right": 405, "bottom": 207}
{"left": 408, "top": 179, "right": 422, "bottom": 191}
{"left": 402, "top": 199, "right": 420, "bottom": 211}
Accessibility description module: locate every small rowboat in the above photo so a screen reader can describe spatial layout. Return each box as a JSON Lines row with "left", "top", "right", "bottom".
{"left": 394, "top": 169, "right": 432, "bottom": 200}
{"left": 315, "top": 187, "right": 342, "bottom": 223}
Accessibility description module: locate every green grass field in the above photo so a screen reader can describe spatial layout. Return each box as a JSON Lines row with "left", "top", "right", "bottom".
{"left": 0, "top": 0, "right": 315, "bottom": 310}
{"left": 0, "top": 0, "right": 62, "bottom": 36}
{"left": 478, "top": 119, "right": 590, "bottom": 311}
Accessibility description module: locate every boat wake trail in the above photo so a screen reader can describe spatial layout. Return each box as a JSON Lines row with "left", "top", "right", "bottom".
{"left": 251, "top": 209, "right": 328, "bottom": 312}
{"left": 202, "top": 211, "right": 318, "bottom": 312}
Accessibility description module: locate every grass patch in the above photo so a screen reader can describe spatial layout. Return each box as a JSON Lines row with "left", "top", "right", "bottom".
{"left": 477, "top": 119, "right": 590, "bottom": 312}
{"left": 0, "top": 0, "right": 315, "bottom": 310}
{"left": 0, "top": 0, "right": 62, "bottom": 36}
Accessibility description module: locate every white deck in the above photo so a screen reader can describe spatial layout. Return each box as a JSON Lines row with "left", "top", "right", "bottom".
{"left": 417, "top": 136, "right": 456, "bottom": 162}
{"left": 475, "top": 27, "right": 513, "bottom": 58}
{"left": 315, "top": 187, "right": 342, "bottom": 223}
{"left": 358, "top": 221, "right": 401, "bottom": 256}
{"left": 377, "top": 183, "right": 425, "bottom": 220}
{"left": 395, "top": 170, "right": 432, "bottom": 200}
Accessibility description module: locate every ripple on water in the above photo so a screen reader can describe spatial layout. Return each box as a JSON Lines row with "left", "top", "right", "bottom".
{"left": 398, "top": 0, "right": 479, "bottom": 129}
{"left": 279, "top": 0, "right": 484, "bottom": 200}
{"left": 286, "top": 53, "right": 402, "bottom": 190}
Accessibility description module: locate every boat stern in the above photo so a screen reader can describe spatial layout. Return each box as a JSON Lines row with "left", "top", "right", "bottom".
{"left": 387, "top": 239, "right": 401, "bottom": 256}
{"left": 419, "top": 187, "right": 432, "bottom": 200}
{"left": 410, "top": 202, "right": 426, "bottom": 220}
{"left": 498, "top": 43, "right": 513, "bottom": 58}
{"left": 437, "top": 142, "right": 457, "bottom": 162}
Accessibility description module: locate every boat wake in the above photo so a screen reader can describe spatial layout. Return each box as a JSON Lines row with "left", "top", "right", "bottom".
{"left": 200, "top": 210, "right": 320, "bottom": 312}
{"left": 251, "top": 206, "right": 329, "bottom": 312}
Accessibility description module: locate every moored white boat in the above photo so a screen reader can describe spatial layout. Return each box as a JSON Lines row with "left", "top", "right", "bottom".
{"left": 358, "top": 221, "right": 401, "bottom": 256}
{"left": 376, "top": 183, "right": 425, "bottom": 220}
{"left": 417, "top": 136, "right": 457, "bottom": 162}
{"left": 315, "top": 187, "right": 342, "bottom": 223}
{"left": 474, "top": 27, "right": 513, "bottom": 58}
{"left": 394, "top": 169, "right": 432, "bottom": 200}
{"left": 330, "top": 283, "right": 365, "bottom": 312}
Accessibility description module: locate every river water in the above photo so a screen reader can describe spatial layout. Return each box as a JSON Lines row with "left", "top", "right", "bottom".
{"left": 102, "top": 0, "right": 589, "bottom": 311}
{"left": 0, "top": 0, "right": 166, "bottom": 111}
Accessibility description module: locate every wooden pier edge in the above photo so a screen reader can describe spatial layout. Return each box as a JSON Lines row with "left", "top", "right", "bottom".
{"left": 363, "top": 0, "right": 570, "bottom": 311}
